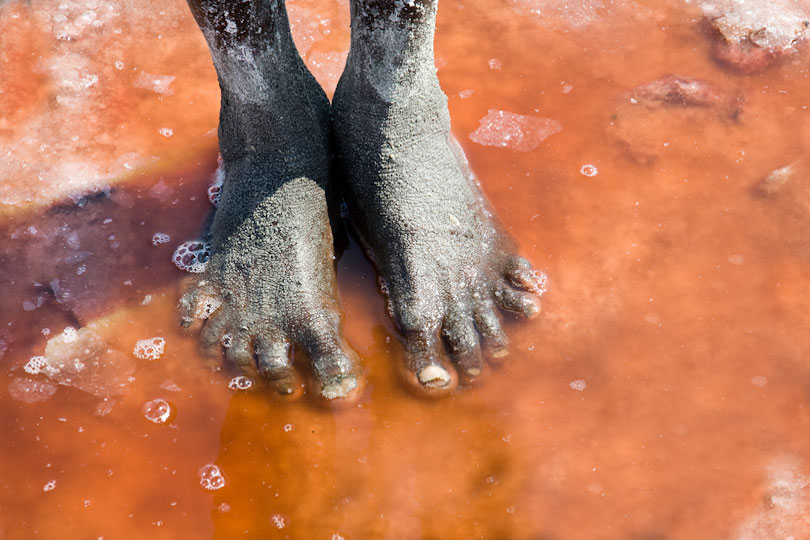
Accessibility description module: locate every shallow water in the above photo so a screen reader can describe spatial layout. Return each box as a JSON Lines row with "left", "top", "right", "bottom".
{"left": 2, "top": 0, "right": 810, "bottom": 538}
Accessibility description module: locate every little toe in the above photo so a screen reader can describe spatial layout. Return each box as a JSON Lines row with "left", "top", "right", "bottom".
{"left": 178, "top": 288, "right": 201, "bottom": 330}
{"left": 504, "top": 255, "right": 547, "bottom": 295}
{"left": 494, "top": 281, "right": 541, "bottom": 319}
{"left": 255, "top": 337, "right": 301, "bottom": 398}
{"left": 473, "top": 301, "right": 509, "bottom": 361}
{"left": 442, "top": 310, "right": 484, "bottom": 384}
{"left": 178, "top": 282, "right": 222, "bottom": 330}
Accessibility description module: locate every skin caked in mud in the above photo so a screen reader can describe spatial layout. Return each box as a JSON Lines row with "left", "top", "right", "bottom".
{"left": 180, "top": 0, "right": 362, "bottom": 401}
{"left": 181, "top": 0, "right": 544, "bottom": 398}
{"left": 332, "top": 0, "right": 545, "bottom": 394}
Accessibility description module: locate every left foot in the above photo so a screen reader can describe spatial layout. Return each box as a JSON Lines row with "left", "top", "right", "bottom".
{"left": 332, "top": 0, "right": 545, "bottom": 395}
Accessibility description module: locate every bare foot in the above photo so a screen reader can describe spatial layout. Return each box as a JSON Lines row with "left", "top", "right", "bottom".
{"left": 332, "top": 0, "right": 545, "bottom": 395}
{"left": 180, "top": 0, "right": 362, "bottom": 402}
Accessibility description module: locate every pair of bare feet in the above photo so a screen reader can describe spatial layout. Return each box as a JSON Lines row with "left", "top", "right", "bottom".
{"left": 179, "top": 0, "right": 545, "bottom": 402}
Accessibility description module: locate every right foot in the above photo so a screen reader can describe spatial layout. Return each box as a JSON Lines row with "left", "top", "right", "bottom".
{"left": 180, "top": 0, "right": 362, "bottom": 402}
{"left": 332, "top": 0, "right": 545, "bottom": 396}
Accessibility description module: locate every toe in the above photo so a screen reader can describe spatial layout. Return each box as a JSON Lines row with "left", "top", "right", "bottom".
{"left": 178, "top": 288, "right": 200, "bottom": 330}
{"left": 442, "top": 309, "right": 484, "bottom": 384}
{"left": 472, "top": 300, "right": 509, "bottom": 360}
{"left": 494, "top": 281, "right": 541, "bottom": 319}
{"left": 299, "top": 318, "right": 364, "bottom": 403}
{"left": 398, "top": 332, "right": 458, "bottom": 397}
{"left": 199, "top": 310, "right": 230, "bottom": 357}
{"left": 225, "top": 330, "right": 257, "bottom": 377}
{"left": 178, "top": 281, "right": 222, "bottom": 330}
{"left": 254, "top": 337, "right": 301, "bottom": 398}
{"left": 504, "top": 255, "right": 548, "bottom": 296}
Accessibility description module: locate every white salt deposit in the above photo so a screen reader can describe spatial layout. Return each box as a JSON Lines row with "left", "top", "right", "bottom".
{"left": 133, "top": 71, "right": 176, "bottom": 95}
{"left": 44, "top": 327, "right": 134, "bottom": 398}
{"left": 735, "top": 458, "right": 810, "bottom": 539}
{"left": 7, "top": 377, "right": 58, "bottom": 404}
{"left": 470, "top": 109, "right": 562, "bottom": 152}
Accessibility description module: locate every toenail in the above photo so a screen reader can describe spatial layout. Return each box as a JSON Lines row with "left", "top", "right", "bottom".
{"left": 466, "top": 367, "right": 482, "bottom": 377}
{"left": 491, "top": 348, "right": 509, "bottom": 358}
{"left": 322, "top": 375, "right": 358, "bottom": 400}
{"left": 417, "top": 365, "right": 451, "bottom": 386}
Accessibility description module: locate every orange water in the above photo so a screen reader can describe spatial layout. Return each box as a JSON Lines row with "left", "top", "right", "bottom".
{"left": 2, "top": 0, "right": 810, "bottom": 538}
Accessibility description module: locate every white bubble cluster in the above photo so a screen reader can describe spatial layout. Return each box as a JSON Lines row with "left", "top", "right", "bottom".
{"left": 199, "top": 464, "right": 226, "bottom": 491}
{"left": 159, "top": 127, "right": 173, "bottom": 137}
{"left": 143, "top": 399, "right": 172, "bottom": 425}
{"left": 152, "top": 232, "right": 170, "bottom": 246}
{"left": 569, "top": 379, "right": 587, "bottom": 391}
{"left": 529, "top": 270, "right": 549, "bottom": 296}
{"left": 43, "top": 480, "right": 56, "bottom": 492}
{"left": 172, "top": 241, "right": 211, "bottom": 273}
{"left": 270, "top": 514, "right": 288, "bottom": 529}
{"left": 228, "top": 376, "right": 253, "bottom": 391}
{"left": 207, "top": 155, "right": 225, "bottom": 207}
{"left": 62, "top": 327, "right": 78, "bottom": 343}
{"left": 133, "top": 337, "right": 166, "bottom": 360}
{"left": 24, "top": 356, "right": 49, "bottom": 375}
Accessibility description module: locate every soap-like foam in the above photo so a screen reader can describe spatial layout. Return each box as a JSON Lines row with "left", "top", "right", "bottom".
{"left": 172, "top": 241, "right": 211, "bottom": 273}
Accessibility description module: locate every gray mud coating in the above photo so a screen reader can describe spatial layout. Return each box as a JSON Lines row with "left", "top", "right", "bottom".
{"left": 182, "top": 0, "right": 360, "bottom": 400}
{"left": 332, "top": 0, "right": 542, "bottom": 389}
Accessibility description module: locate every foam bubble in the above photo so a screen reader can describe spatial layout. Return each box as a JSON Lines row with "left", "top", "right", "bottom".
{"left": 24, "top": 356, "right": 49, "bottom": 375}
{"left": 569, "top": 379, "right": 587, "bottom": 391}
{"left": 228, "top": 376, "right": 253, "bottom": 391}
{"left": 143, "top": 398, "right": 173, "bottom": 424}
{"left": 199, "top": 464, "right": 226, "bottom": 491}
{"left": 172, "top": 241, "right": 211, "bottom": 273}
{"left": 270, "top": 514, "right": 288, "bottom": 529}
{"left": 133, "top": 337, "right": 166, "bottom": 361}
{"left": 207, "top": 155, "right": 225, "bottom": 207}
{"left": 62, "top": 326, "right": 78, "bottom": 343}
{"left": 283, "top": 423, "right": 294, "bottom": 433}
{"left": 152, "top": 232, "right": 170, "bottom": 246}
{"left": 580, "top": 164, "right": 599, "bottom": 177}
{"left": 43, "top": 480, "right": 56, "bottom": 492}
{"left": 221, "top": 334, "right": 233, "bottom": 348}
{"left": 159, "top": 127, "right": 173, "bottom": 137}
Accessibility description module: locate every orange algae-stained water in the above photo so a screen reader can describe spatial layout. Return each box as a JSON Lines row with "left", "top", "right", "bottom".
{"left": 2, "top": 0, "right": 810, "bottom": 538}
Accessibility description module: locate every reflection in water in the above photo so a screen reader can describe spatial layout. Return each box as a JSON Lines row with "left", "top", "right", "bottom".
{"left": 1, "top": 0, "right": 810, "bottom": 538}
